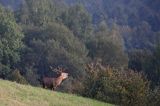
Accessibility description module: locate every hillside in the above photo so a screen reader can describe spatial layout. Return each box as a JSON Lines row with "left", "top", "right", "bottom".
{"left": 63, "top": 0, "right": 160, "bottom": 50}
{"left": 0, "top": 79, "right": 112, "bottom": 106}
{"left": 0, "top": 0, "right": 159, "bottom": 50}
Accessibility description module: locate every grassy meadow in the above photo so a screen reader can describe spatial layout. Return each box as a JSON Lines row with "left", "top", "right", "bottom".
{"left": 0, "top": 79, "right": 113, "bottom": 106}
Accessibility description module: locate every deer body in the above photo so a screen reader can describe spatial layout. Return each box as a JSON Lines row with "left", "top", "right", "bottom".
{"left": 42, "top": 67, "right": 68, "bottom": 90}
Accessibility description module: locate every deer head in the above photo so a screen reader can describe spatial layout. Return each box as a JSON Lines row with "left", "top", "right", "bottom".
{"left": 50, "top": 66, "right": 68, "bottom": 79}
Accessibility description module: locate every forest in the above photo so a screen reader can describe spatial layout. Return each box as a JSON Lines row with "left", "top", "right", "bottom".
{"left": 0, "top": 0, "right": 160, "bottom": 105}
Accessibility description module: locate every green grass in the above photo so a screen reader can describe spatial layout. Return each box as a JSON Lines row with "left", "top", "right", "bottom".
{"left": 0, "top": 79, "right": 113, "bottom": 106}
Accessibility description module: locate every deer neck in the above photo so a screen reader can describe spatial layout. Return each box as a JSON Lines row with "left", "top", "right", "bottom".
{"left": 55, "top": 75, "right": 63, "bottom": 85}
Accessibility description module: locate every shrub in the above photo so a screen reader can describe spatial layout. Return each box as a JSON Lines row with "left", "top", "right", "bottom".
{"left": 24, "top": 67, "right": 40, "bottom": 86}
{"left": 147, "top": 87, "right": 160, "bottom": 106}
{"left": 84, "top": 61, "right": 150, "bottom": 106}
{"left": 58, "top": 77, "right": 85, "bottom": 95}
{"left": 7, "top": 69, "right": 28, "bottom": 84}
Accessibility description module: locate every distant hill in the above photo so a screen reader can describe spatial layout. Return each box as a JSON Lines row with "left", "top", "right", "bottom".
{"left": 0, "top": 0, "right": 159, "bottom": 31}
{"left": 0, "top": 79, "right": 113, "bottom": 106}
{"left": 0, "top": 0, "right": 159, "bottom": 50}
{"left": 1, "top": 0, "right": 159, "bottom": 29}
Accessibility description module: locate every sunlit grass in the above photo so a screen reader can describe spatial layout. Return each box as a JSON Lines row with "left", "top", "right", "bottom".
{"left": 0, "top": 79, "right": 113, "bottom": 106}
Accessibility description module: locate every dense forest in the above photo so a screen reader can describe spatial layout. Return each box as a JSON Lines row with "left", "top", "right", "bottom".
{"left": 0, "top": 0, "right": 160, "bottom": 105}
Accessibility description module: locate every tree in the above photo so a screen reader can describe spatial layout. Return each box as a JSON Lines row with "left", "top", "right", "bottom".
{"left": 0, "top": 6, "right": 24, "bottom": 78}
{"left": 128, "top": 49, "right": 152, "bottom": 71}
{"left": 24, "top": 66, "right": 40, "bottom": 86}
{"left": 22, "top": 23, "right": 88, "bottom": 80}
{"left": 61, "top": 4, "right": 93, "bottom": 41}
{"left": 87, "top": 22, "right": 128, "bottom": 68}
{"left": 144, "top": 44, "right": 160, "bottom": 86}
{"left": 129, "top": 43, "right": 160, "bottom": 86}
{"left": 17, "top": 0, "right": 65, "bottom": 26}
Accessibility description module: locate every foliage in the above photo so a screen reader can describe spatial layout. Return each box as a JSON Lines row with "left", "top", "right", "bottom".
{"left": 58, "top": 77, "right": 85, "bottom": 94}
{"left": 61, "top": 4, "right": 93, "bottom": 41}
{"left": 147, "top": 87, "right": 160, "bottom": 106}
{"left": 0, "top": 5, "right": 24, "bottom": 79}
{"left": 24, "top": 66, "right": 40, "bottom": 86}
{"left": 87, "top": 22, "right": 128, "bottom": 68}
{"left": 0, "top": 6, "right": 24, "bottom": 65}
{"left": 129, "top": 44, "right": 160, "bottom": 86}
{"left": 84, "top": 61, "right": 150, "bottom": 105}
{"left": 64, "top": 0, "right": 160, "bottom": 51}
{"left": 128, "top": 49, "right": 152, "bottom": 71}
{"left": 16, "top": 0, "right": 64, "bottom": 26}
{"left": 150, "top": 45, "right": 160, "bottom": 82}
{"left": 7, "top": 69, "right": 28, "bottom": 84}
{"left": 22, "top": 23, "right": 88, "bottom": 79}
{"left": 0, "top": 63, "right": 10, "bottom": 79}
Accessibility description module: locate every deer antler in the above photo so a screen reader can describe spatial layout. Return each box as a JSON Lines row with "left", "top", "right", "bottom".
{"left": 49, "top": 66, "right": 66, "bottom": 74}
{"left": 55, "top": 66, "right": 65, "bottom": 73}
{"left": 50, "top": 66, "right": 53, "bottom": 70}
{"left": 49, "top": 66, "right": 60, "bottom": 73}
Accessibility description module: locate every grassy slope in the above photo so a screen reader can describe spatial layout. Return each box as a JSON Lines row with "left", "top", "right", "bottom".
{"left": 0, "top": 79, "right": 113, "bottom": 106}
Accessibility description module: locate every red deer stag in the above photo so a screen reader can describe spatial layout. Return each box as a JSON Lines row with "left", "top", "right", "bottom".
{"left": 42, "top": 66, "right": 68, "bottom": 90}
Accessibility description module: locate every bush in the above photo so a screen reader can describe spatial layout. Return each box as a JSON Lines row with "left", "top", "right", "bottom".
{"left": 24, "top": 67, "right": 40, "bottom": 86}
{"left": 84, "top": 61, "right": 150, "bottom": 106}
{"left": 147, "top": 87, "right": 160, "bottom": 106}
{"left": 58, "top": 77, "right": 85, "bottom": 95}
{"left": 7, "top": 69, "right": 28, "bottom": 84}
